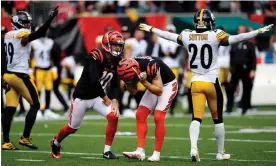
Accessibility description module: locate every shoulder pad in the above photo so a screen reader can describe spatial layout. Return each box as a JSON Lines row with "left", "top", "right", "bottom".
{"left": 17, "top": 30, "right": 31, "bottom": 39}
{"left": 89, "top": 48, "right": 104, "bottom": 63}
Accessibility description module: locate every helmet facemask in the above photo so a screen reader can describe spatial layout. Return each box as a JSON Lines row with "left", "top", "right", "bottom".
{"left": 109, "top": 42, "right": 124, "bottom": 58}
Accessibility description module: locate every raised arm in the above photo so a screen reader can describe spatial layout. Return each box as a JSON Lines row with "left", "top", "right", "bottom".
{"left": 139, "top": 23, "right": 184, "bottom": 46}
{"left": 220, "top": 24, "right": 274, "bottom": 46}
{"left": 21, "top": 6, "right": 59, "bottom": 46}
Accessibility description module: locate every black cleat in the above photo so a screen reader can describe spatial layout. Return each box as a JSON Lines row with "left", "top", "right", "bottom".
{"left": 50, "top": 137, "right": 61, "bottom": 159}
{"left": 2, "top": 142, "right": 19, "bottom": 150}
{"left": 103, "top": 151, "right": 119, "bottom": 159}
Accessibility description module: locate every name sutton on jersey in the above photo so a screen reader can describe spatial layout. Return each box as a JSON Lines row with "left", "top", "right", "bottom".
{"left": 189, "top": 34, "right": 208, "bottom": 41}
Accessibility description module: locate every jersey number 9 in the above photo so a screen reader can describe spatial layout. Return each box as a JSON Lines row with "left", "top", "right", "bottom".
{"left": 4, "top": 42, "right": 14, "bottom": 64}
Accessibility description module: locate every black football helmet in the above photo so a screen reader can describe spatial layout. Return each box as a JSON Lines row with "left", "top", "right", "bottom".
{"left": 11, "top": 11, "right": 32, "bottom": 30}
{"left": 193, "top": 9, "right": 215, "bottom": 32}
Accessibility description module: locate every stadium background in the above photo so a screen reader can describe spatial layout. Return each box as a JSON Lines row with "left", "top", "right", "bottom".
{"left": 1, "top": 1, "right": 276, "bottom": 166}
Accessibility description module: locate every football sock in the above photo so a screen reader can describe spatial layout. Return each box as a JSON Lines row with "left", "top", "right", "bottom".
{"left": 45, "top": 90, "right": 51, "bottom": 109}
{"left": 136, "top": 106, "right": 151, "bottom": 149}
{"left": 105, "top": 112, "right": 118, "bottom": 146}
{"left": 215, "top": 123, "right": 225, "bottom": 154}
{"left": 154, "top": 110, "right": 166, "bottom": 152}
{"left": 56, "top": 125, "right": 77, "bottom": 144}
{"left": 23, "top": 106, "right": 39, "bottom": 138}
{"left": 2, "top": 107, "right": 16, "bottom": 142}
{"left": 189, "top": 120, "right": 201, "bottom": 150}
{"left": 104, "top": 145, "right": 111, "bottom": 153}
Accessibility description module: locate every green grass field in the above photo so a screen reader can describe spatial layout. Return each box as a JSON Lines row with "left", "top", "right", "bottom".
{"left": 2, "top": 113, "right": 276, "bottom": 166}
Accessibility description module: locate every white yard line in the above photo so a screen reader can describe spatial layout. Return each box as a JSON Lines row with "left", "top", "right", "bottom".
{"left": 4, "top": 150, "right": 276, "bottom": 163}
{"left": 16, "top": 159, "right": 45, "bottom": 162}
{"left": 18, "top": 121, "right": 276, "bottom": 130}
{"left": 7, "top": 132, "right": 276, "bottom": 143}
{"left": 13, "top": 111, "right": 276, "bottom": 122}
{"left": 264, "top": 151, "right": 276, "bottom": 153}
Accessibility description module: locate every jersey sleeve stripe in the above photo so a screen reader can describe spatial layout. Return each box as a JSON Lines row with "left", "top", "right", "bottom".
{"left": 17, "top": 31, "right": 30, "bottom": 39}
{"left": 95, "top": 49, "right": 103, "bottom": 62}
{"left": 217, "top": 33, "right": 228, "bottom": 42}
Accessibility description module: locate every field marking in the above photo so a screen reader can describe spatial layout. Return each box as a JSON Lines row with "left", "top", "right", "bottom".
{"left": 7, "top": 132, "right": 276, "bottom": 143}
{"left": 206, "top": 153, "right": 234, "bottom": 156}
{"left": 4, "top": 150, "right": 276, "bottom": 163}
{"left": 20, "top": 121, "right": 276, "bottom": 129}
{"left": 80, "top": 157, "right": 104, "bottom": 160}
{"left": 227, "top": 128, "right": 276, "bottom": 134}
{"left": 16, "top": 159, "right": 45, "bottom": 162}
{"left": 264, "top": 151, "right": 276, "bottom": 153}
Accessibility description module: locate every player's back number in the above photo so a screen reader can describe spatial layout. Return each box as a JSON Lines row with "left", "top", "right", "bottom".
{"left": 189, "top": 43, "right": 213, "bottom": 69}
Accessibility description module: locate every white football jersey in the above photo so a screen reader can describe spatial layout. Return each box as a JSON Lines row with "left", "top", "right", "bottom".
{"left": 4, "top": 29, "right": 31, "bottom": 74}
{"left": 159, "top": 37, "right": 181, "bottom": 68}
{"left": 217, "top": 45, "right": 230, "bottom": 68}
{"left": 180, "top": 29, "right": 228, "bottom": 83}
{"left": 125, "top": 38, "right": 148, "bottom": 57}
{"left": 32, "top": 37, "right": 54, "bottom": 68}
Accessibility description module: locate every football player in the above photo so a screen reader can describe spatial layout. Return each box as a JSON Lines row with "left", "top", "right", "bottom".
{"left": 139, "top": 9, "right": 273, "bottom": 162}
{"left": 31, "top": 27, "right": 60, "bottom": 119}
{"left": 50, "top": 31, "right": 124, "bottom": 159}
{"left": 119, "top": 56, "right": 178, "bottom": 162}
{"left": 2, "top": 7, "right": 59, "bottom": 150}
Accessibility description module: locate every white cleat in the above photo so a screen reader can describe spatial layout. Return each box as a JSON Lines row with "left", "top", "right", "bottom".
{"left": 216, "top": 153, "right": 231, "bottom": 160}
{"left": 148, "top": 152, "right": 160, "bottom": 162}
{"left": 122, "top": 150, "right": 146, "bottom": 161}
{"left": 44, "top": 109, "right": 61, "bottom": 120}
{"left": 190, "top": 148, "right": 200, "bottom": 162}
{"left": 36, "top": 110, "right": 44, "bottom": 121}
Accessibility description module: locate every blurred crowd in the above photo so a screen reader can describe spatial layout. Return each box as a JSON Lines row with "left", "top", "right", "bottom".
{"left": 2, "top": 1, "right": 276, "bottom": 18}
{"left": 1, "top": 1, "right": 276, "bottom": 119}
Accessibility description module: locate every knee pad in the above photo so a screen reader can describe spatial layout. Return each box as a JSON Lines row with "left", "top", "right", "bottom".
{"left": 213, "top": 118, "right": 223, "bottom": 124}
{"left": 154, "top": 110, "right": 166, "bottom": 123}
{"left": 136, "top": 106, "right": 151, "bottom": 121}
{"left": 192, "top": 117, "right": 202, "bottom": 123}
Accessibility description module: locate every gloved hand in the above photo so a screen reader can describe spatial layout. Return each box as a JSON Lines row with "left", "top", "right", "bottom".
{"left": 258, "top": 24, "right": 274, "bottom": 34}
{"left": 1, "top": 79, "right": 11, "bottom": 94}
{"left": 48, "top": 6, "right": 59, "bottom": 20}
{"left": 139, "top": 23, "right": 154, "bottom": 32}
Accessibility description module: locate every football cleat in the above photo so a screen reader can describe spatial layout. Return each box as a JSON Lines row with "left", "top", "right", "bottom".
{"left": 1, "top": 142, "right": 19, "bottom": 150}
{"left": 122, "top": 150, "right": 146, "bottom": 161}
{"left": 50, "top": 137, "right": 61, "bottom": 159}
{"left": 103, "top": 151, "right": 119, "bottom": 159}
{"left": 19, "top": 136, "right": 38, "bottom": 149}
{"left": 190, "top": 148, "right": 200, "bottom": 162}
{"left": 148, "top": 152, "right": 160, "bottom": 162}
{"left": 216, "top": 153, "right": 230, "bottom": 160}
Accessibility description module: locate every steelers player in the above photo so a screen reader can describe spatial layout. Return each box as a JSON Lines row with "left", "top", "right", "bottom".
{"left": 2, "top": 7, "right": 59, "bottom": 150}
{"left": 31, "top": 26, "right": 60, "bottom": 119}
{"left": 140, "top": 9, "right": 273, "bottom": 162}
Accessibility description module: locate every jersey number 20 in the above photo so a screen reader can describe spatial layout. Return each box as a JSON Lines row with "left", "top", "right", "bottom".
{"left": 4, "top": 42, "right": 14, "bottom": 64}
{"left": 189, "top": 44, "right": 213, "bottom": 69}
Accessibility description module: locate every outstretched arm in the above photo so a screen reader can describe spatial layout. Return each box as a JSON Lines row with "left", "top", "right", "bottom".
{"left": 21, "top": 6, "right": 59, "bottom": 46}
{"left": 139, "top": 23, "right": 184, "bottom": 46}
{"left": 220, "top": 24, "right": 274, "bottom": 46}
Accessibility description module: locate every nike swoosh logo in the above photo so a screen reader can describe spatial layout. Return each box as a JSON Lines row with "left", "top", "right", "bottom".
{"left": 104, "top": 154, "right": 110, "bottom": 158}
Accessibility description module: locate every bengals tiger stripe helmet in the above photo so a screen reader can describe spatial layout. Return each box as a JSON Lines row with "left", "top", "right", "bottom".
{"left": 117, "top": 58, "right": 140, "bottom": 81}
{"left": 102, "top": 31, "right": 125, "bottom": 58}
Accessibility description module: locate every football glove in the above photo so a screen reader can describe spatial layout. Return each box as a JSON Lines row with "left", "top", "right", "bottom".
{"left": 48, "top": 6, "right": 59, "bottom": 20}
{"left": 139, "top": 23, "right": 154, "bottom": 32}
{"left": 258, "top": 24, "right": 274, "bottom": 34}
{"left": 1, "top": 79, "right": 11, "bottom": 94}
